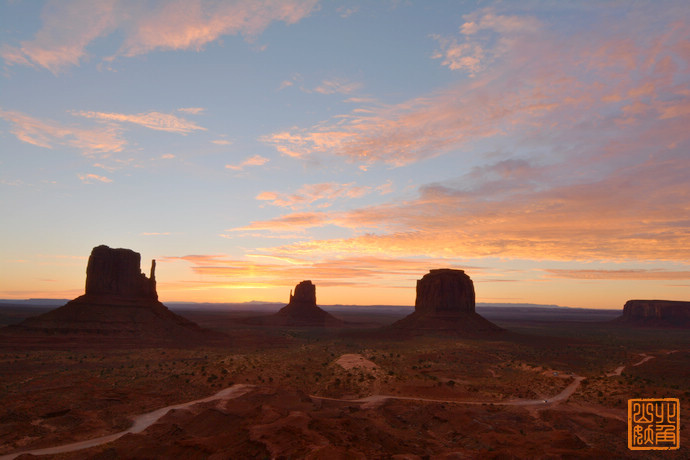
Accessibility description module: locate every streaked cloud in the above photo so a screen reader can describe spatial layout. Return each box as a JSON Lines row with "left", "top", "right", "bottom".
{"left": 177, "top": 107, "right": 205, "bottom": 115}
{"left": 247, "top": 148, "right": 690, "bottom": 263}
{"left": 0, "top": 108, "right": 125, "bottom": 155}
{"left": 313, "top": 78, "right": 362, "bottom": 95}
{"left": 162, "top": 253, "right": 473, "bottom": 291}
{"left": 544, "top": 269, "right": 690, "bottom": 280}
{"left": 256, "top": 182, "right": 376, "bottom": 209}
{"left": 225, "top": 154, "right": 269, "bottom": 171}
{"left": 74, "top": 110, "right": 206, "bottom": 134}
{"left": 263, "top": 4, "right": 689, "bottom": 169}
{"left": 233, "top": 211, "right": 332, "bottom": 232}
{"left": 2, "top": 0, "right": 319, "bottom": 73}
{"left": 78, "top": 173, "right": 113, "bottom": 184}
{"left": 1, "top": 0, "right": 120, "bottom": 73}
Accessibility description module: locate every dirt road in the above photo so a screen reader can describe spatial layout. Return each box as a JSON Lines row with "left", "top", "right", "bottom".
{"left": 0, "top": 384, "right": 254, "bottom": 460}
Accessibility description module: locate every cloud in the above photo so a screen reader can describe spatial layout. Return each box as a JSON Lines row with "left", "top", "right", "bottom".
{"left": 177, "top": 107, "right": 205, "bottom": 115}
{"left": 78, "top": 173, "right": 113, "bottom": 184}
{"left": 0, "top": 108, "right": 126, "bottom": 155}
{"left": 225, "top": 154, "right": 269, "bottom": 171}
{"left": 313, "top": 78, "right": 362, "bottom": 95}
{"left": 460, "top": 8, "right": 542, "bottom": 36}
{"left": 1, "top": 0, "right": 120, "bottom": 73}
{"left": 2, "top": 0, "right": 319, "bottom": 73}
{"left": 256, "top": 182, "right": 376, "bottom": 209}
{"left": 247, "top": 145, "right": 690, "bottom": 263}
{"left": 212, "top": 139, "right": 232, "bottom": 145}
{"left": 262, "top": 4, "right": 690, "bottom": 172}
{"left": 162, "top": 253, "right": 472, "bottom": 291}
{"left": 74, "top": 110, "right": 206, "bottom": 134}
{"left": 250, "top": 5, "right": 690, "bottom": 266}
{"left": 233, "top": 211, "right": 333, "bottom": 232}
{"left": 544, "top": 269, "right": 690, "bottom": 280}
{"left": 278, "top": 80, "right": 294, "bottom": 90}
{"left": 431, "top": 8, "right": 542, "bottom": 75}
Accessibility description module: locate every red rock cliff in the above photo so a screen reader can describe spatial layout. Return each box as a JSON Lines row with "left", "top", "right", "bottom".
{"left": 618, "top": 300, "right": 690, "bottom": 327}
{"left": 85, "top": 245, "right": 157, "bottom": 300}
{"left": 414, "top": 269, "right": 475, "bottom": 315}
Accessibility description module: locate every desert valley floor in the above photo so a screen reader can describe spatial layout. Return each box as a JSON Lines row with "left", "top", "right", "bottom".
{"left": 0, "top": 304, "right": 688, "bottom": 459}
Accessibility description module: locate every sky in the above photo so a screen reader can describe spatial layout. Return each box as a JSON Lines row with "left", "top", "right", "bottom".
{"left": 1, "top": 0, "right": 689, "bottom": 309}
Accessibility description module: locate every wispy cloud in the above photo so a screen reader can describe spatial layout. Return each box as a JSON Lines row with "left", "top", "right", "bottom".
{"left": 313, "top": 78, "right": 362, "bottom": 95}
{"left": 225, "top": 154, "right": 269, "bottom": 171}
{"left": 177, "top": 107, "right": 205, "bottom": 115}
{"left": 243, "top": 147, "right": 690, "bottom": 263}
{"left": 74, "top": 110, "right": 206, "bottom": 134}
{"left": 0, "top": 108, "right": 125, "bottom": 155}
{"left": 162, "top": 253, "right": 472, "bottom": 291}
{"left": 78, "top": 173, "right": 113, "bottom": 184}
{"left": 256, "top": 182, "right": 377, "bottom": 209}
{"left": 430, "top": 8, "right": 542, "bottom": 75}
{"left": 1, "top": 0, "right": 120, "bottom": 73}
{"left": 211, "top": 139, "right": 232, "bottom": 145}
{"left": 233, "top": 211, "right": 333, "bottom": 232}
{"left": 1, "top": 0, "right": 319, "bottom": 73}
{"left": 544, "top": 269, "right": 690, "bottom": 280}
{"left": 262, "top": 4, "right": 689, "bottom": 170}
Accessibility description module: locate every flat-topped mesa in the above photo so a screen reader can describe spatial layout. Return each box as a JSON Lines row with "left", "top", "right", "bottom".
{"left": 415, "top": 269, "right": 475, "bottom": 315}
{"left": 392, "top": 269, "right": 502, "bottom": 333}
{"left": 617, "top": 299, "right": 690, "bottom": 327}
{"left": 84, "top": 245, "right": 157, "bottom": 300}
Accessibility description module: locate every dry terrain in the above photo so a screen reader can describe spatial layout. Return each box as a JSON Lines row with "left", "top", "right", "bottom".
{"left": 0, "top": 306, "right": 688, "bottom": 459}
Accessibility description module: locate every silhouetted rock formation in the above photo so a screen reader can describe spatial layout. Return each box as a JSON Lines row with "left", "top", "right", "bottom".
{"left": 85, "top": 245, "right": 157, "bottom": 300}
{"left": 261, "top": 281, "right": 344, "bottom": 327}
{"left": 0, "top": 245, "right": 226, "bottom": 347}
{"left": 392, "top": 269, "right": 502, "bottom": 334}
{"left": 614, "top": 300, "right": 690, "bottom": 328}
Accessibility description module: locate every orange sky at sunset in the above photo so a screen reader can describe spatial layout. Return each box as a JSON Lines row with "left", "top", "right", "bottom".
{"left": 1, "top": 1, "right": 689, "bottom": 309}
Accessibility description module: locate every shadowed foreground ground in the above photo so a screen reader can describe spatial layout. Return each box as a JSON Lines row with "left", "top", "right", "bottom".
{"left": 0, "top": 305, "right": 688, "bottom": 458}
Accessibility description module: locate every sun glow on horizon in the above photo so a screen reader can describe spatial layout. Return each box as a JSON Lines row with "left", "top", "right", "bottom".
{"left": 1, "top": 1, "right": 689, "bottom": 310}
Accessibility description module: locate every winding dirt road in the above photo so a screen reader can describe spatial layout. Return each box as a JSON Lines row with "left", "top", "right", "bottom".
{"left": 0, "top": 384, "right": 254, "bottom": 460}
{"left": 2, "top": 350, "right": 677, "bottom": 459}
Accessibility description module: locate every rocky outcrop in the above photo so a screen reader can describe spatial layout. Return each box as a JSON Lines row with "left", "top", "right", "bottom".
{"left": 267, "top": 281, "right": 344, "bottom": 327}
{"left": 289, "top": 280, "right": 317, "bottom": 307}
{"left": 84, "top": 245, "right": 157, "bottom": 300}
{"left": 615, "top": 300, "right": 690, "bottom": 327}
{"left": 414, "top": 269, "right": 475, "bottom": 315}
{"left": 0, "top": 245, "right": 226, "bottom": 347}
{"left": 392, "top": 269, "right": 502, "bottom": 334}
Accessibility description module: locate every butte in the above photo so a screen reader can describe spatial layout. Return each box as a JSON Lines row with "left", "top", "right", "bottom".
{"left": 391, "top": 269, "right": 502, "bottom": 335}
{"left": 0, "top": 245, "right": 226, "bottom": 347}
{"left": 250, "top": 280, "right": 344, "bottom": 327}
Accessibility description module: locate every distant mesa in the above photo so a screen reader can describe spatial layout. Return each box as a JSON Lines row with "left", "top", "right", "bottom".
{"left": 0, "top": 245, "right": 225, "bottom": 347}
{"left": 391, "top": 269, "right": 503, "bottom": 334}
{"left": 247, "top": 280, "right": 344, "bottom": 327}
{"left": 614, "top": 299, "right": 690, "bottom": 328}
